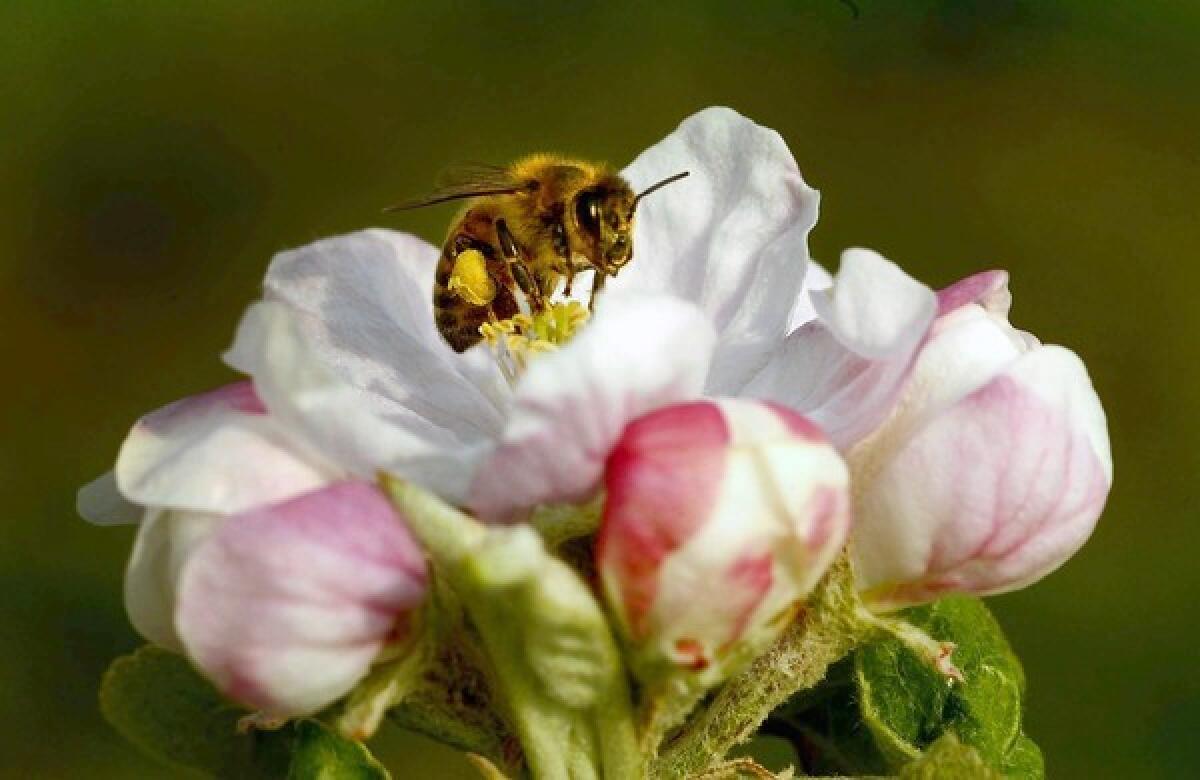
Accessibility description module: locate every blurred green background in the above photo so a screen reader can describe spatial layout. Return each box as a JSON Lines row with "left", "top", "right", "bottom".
{"left": 3, "top": 1, "right": 1196, "bottom": 777}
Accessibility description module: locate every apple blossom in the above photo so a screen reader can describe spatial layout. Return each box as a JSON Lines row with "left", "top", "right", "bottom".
{"left": 747, "top": 250, "right": 1112, "bottom": 610}
{"left": 219, "top": 105, "right": 820, "bottom": 526}
{"left": 597, "top": 398, "right": 850, "bottom": 673}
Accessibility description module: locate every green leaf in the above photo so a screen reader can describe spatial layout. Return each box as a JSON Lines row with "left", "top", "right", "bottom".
{"left": 772, "top": 597, "right": 1043, "bottom": 778}
{"left": 854, "top": 596, "right": 1042, "bottom": 778}
{"left": 101, "top": 645, "right": 289, "bottom": 777}
{"left": 999, "top": 734, "right": 1045, "bottom": 779}
{"left": 100, "top": 645, "right": 390, "bottom": 778}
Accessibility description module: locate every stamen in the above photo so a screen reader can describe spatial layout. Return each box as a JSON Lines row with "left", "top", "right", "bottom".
{"left": 480, "top": 302, "right": 590, "bottom": 386}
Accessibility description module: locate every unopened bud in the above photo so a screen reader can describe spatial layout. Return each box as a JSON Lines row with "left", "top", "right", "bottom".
{"left": 597, "top": 399, "right": 850, "bottom": 676}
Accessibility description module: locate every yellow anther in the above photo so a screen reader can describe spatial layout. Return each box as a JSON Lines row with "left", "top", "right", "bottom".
{"left": 448, "top": 249, "right": 496, "bottom": 306}
{"left": 479, "top": 302, "right": 593, "bottom": 385}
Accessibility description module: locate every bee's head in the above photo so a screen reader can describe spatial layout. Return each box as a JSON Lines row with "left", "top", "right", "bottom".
{"left": 572, "top": 178, "right": 636, "bottom": 275}
{"left": 572, "top": 171, "right": 690, "bottom": 276}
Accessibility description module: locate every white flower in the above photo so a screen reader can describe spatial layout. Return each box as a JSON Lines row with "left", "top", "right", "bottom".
{"left": 219, "top": 106, "right": 822, "bottom": 524}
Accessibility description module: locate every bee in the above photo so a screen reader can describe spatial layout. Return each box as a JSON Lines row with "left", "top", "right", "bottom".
{"left": 386, "top": 155, "right": 689, "bottom": 352}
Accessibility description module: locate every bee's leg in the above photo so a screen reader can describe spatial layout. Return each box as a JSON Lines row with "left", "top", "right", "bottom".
{"left": 563, "top": 264, "right": 575, "bottom": 297}
{"left": 551, "top": 221, "right": 573, "bottom": 296}
{"left": 588, "top": 270, "right": 608, "bottom": 311}
{"left": 496, "top": 218, "right": 544, "bottom": 311}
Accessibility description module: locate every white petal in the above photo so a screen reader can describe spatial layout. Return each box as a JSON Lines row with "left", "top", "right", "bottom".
{"left": 787, "top": 260, "right": 833, "bottom": 333}
{"left": 176, "top": 481, "right": 427, "bottom": 716}
{"left": 77, "top": 471, "right": 142, "bottom": 526}
{"left": 114, "top": 382, "right": 331, "bottom": 515}
{"left": 124, "top": 509, "right": 224, "bottom": 651}
{"left": 232, "top": 229, "right": 510, "bottom": 442}
{"left": 468, "top": 293, "right": 716, "bottom": 523}
{"left": 617, "top": 107, "right": 819, "bottom": 394}
{"left": 810, "top": 248, "right": 936, "bottom": 359}
{"left": 744, "top": 249, "right": 937, "bottom": 449}
{"left": 230, "top": 301, "right": 489, "bottom": 502}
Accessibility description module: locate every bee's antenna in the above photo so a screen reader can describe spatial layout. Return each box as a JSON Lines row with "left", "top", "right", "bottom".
{"left": 632, "top": 171, "right": 690, "bottom": 210}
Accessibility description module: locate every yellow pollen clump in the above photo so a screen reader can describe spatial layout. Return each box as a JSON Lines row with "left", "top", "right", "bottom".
{"left": 448, "top": 249, "right": 496, "bottom": 306}
{"left": 480, "top": 302, "right": 590, "bottom": 383}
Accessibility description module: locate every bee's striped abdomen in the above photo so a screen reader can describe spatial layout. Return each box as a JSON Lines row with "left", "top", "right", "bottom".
{"left": 432, "top": 208, "right": 518, "bottom": 352}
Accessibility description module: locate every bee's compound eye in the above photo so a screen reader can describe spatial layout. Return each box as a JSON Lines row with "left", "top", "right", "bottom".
{"left": 575, "top": 191, "right": 603, "bottom": 238}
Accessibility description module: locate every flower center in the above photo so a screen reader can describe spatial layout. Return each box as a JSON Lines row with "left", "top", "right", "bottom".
{"left": 480, "top": 302, "right": 590, "bottom": 384}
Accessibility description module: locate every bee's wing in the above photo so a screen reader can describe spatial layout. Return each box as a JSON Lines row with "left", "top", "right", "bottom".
{"left": 384, "top": 163, "right": 533, "bottom": 211}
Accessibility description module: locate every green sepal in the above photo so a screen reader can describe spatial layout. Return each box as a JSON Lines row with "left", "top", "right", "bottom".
{"left": 100, "top": 645, "right": 389, "bottom": 778}
{"left": 382, "top": 476, "right": 642, "bottom": 780}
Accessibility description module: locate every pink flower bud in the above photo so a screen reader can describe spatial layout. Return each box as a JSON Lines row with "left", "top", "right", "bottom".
{"left": 176, "top": 481, "right": 428, "bottom": 717}
{"left": 597, "top": 399, "right": 850, "bottom": 672}
{"left": 850, "top": 272, "right": 1113, "bottom": 610}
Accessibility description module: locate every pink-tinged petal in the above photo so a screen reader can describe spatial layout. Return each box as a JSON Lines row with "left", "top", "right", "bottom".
{"left": 115, "top": 381, "right": 330, "bottom": 514}
{"left": 854, "top": 297, "right": 1033, "bottom": 466}
{"left": 230, "top": 229, "right": 508, "bottom": 441}
{"left": 744, "top": 249, "right": 937, "bottom": 449}
{"left": 937, "top": 270, "right": 1011, "bottom": 317}
{"left": 176, "top": 481, "right": 428, "bottom": 717}
{"left": 124, "top": 510, "right": 224, "bottom": 651}
{"left": 468, "top": 293, "right": 715, "bottom": 524}
{"left": 616, "top": 107, "right": 820, "bottom": 394}
{"left": 598, "top": 401, "right": 731, "bottom": 638}
{"left": 599, "top": 399, "right": 850, "bottom": 673}
{"left": 853, "top": 347, "right": 1112, "bottom": 610}
{"left": 229, "top": 302, "right": 491, "bottom": 502}
{"left": 77, "top": 471, "right": 143, "bottom": 526}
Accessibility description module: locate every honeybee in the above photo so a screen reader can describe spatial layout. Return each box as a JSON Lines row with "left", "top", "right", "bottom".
{"left": 386, "top": 155, "right": 688, "bottom": 352}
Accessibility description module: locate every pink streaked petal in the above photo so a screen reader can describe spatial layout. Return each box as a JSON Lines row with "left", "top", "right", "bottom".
{"left": 598, "top": 401, "right": 730, "bottom": 637}
{"left": 115, "top": 382, "right": 330, "bottom": 514}
{"left": 468, "top": 293, "right": 716, "bottom": 524}
{"left": 78, "top": 470, "right": 143, "bottom": 526}
{"left": 617, "top": 107, "right": 819, "bottom": 394}
{"left": 854, "top": 347, "right": 1111, "bottom": 609}
{"left": 936, "top": 270, "right": 1011, "bottom": 317}
{"left": 744, "top": 249, "right": 937, "bottom": 450}
{"left": 723, "top": 551, "right": 776, "bottom": 650}
{"left": 176, "top": 481, "right": 427, "bottom": 716}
